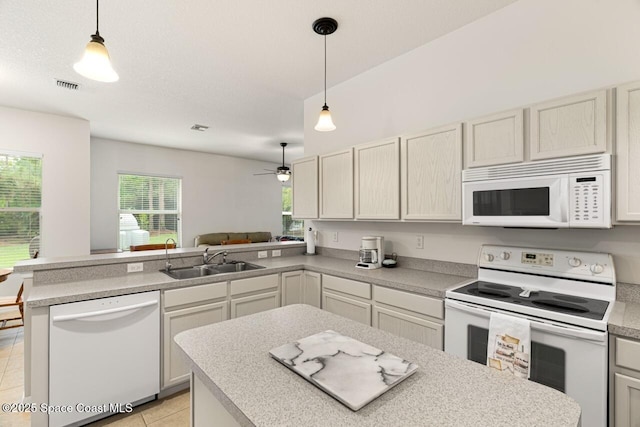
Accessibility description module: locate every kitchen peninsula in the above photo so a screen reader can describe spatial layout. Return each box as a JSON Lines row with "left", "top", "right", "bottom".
{"left": 175, "top": 304, "right": 582, "bottom": 427}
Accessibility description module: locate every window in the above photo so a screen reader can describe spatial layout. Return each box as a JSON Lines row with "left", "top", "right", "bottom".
{"left": 282, "top": 186, "right": 303, "bottom": 237}
{"left": 0, "top": 152, "right": 42, "bottom": 268}
{"left": 118, "top": 174, "right": 181, "bottom": 250}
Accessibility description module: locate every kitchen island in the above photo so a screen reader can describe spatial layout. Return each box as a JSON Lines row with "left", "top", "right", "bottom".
{"left": 175, "top": 304, "right": 581, "bottom": 427}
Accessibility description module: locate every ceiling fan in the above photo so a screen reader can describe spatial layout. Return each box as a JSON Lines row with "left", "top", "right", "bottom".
{"left": 254, "top": 142, "right": 291, "bottom": 182}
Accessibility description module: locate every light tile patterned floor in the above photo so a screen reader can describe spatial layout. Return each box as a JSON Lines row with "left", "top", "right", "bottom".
{"left": 0, "top": 327, "right": 190, "bottom": 426}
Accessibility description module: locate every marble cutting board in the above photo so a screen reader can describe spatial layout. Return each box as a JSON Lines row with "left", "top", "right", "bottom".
{"left": 269, "top": 330, "right": 418, "bottom": 411}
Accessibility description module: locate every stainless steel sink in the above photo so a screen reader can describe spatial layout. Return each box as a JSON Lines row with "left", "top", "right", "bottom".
{"left": 161, "top": 261, "right": 264, "bottom": 279}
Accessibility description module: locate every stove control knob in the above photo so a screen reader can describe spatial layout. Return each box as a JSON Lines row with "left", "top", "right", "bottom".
{"left": 500, "top": 252, "right": 510, "bottom": 260}
{"left": 590, "top": 263, "right": 605, "bottom": 274}
{"left": 484, "top": 253, "right": 494, "bottom": 262}
{"left": 568, "top": 257, "right": 582, "bottom": 267}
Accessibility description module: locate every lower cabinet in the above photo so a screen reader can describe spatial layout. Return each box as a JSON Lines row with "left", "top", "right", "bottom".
{"left": 162, "top": 283, "right": 228, "bottom": 389}
{"left": 372, "top": 306, "right": 443, "bottom": 349}
{"left": 282, "top": 270, "right": 322, "bottom": 308}
{"left": 322, "top": 291, "right": 372, "bottom": 326}
{"left": 610, "top": 335, "right": 640, "bottom": 427}
{"left": 230, "top": 274, "right": 280, "bottom": 319}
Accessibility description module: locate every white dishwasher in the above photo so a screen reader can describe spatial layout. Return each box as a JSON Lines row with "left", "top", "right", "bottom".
{"left": 49, "top": 291, "right": 160, "bottom": 427}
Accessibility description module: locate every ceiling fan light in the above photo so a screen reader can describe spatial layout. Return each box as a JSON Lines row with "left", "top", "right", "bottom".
{"left": 314, "top": 105, "right": 336, "bottom": 132}
{"left": 277, "top": 171, "right": 291, "bottom": 182}
{"left": 74, "top": 35, "right": 119, "bottom": 82}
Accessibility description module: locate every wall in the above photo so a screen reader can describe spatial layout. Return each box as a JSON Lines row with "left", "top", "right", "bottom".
{"left": 302, "top": 0, "right": 640, "bottom": 284}
{"left": 0, "top": 106, "right": 90, "bottom": 294}
{"left": 90, "top": 138, "right": 283, "bottom": 250}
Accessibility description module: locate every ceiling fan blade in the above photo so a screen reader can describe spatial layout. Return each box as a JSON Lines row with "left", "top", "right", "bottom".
{"left": 253, "top": 172, "right": 275, "bottom": 176}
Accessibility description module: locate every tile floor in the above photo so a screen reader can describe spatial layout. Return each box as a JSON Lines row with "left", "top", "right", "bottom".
{"left": 0, "top": 327, "right": 190, "bottom": 427}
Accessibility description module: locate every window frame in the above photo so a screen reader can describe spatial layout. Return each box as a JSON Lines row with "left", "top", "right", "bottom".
{"left": 117, "top": 172, "right": 183, "bottom": 250}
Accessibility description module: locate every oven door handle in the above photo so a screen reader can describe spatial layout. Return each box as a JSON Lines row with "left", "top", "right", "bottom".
{"left": 445, "top": 299, "right": 607, "bottom": 343}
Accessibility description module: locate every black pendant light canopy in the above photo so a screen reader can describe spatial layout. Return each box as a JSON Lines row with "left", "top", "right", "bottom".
{"left": 313, "top": 17, "right": 338, "bottom": 132}
{"left": 276, "top": 142, "right": 291, "bottom": 182}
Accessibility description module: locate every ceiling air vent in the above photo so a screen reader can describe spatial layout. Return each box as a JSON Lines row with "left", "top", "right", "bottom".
{"left": 55, "top": 79, "right": 80, "bottom": 90}
{"left": 190, "top": 124, "right": 209, "bottom": 131}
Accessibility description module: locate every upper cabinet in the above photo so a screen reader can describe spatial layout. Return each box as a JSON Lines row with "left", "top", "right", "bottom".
{"left": 616, "top": 80, "right": 640, "bottom": 222}
{"left": 291, "top": 156, "right": 318, "bottom": 219}
{"left": 401, "top": 123, "right": 462, "bottom": 220}
{"left": 465, "top": 108, "right": 524, "bottom": 168}
{"left": 530, "top": 89, "right": 607, "bottom": 160}
{"left": 319, "top": 148, "right": 353, "bottom": 219}
{"left": 354, "top": 138, "right": 400, "bottom": 220}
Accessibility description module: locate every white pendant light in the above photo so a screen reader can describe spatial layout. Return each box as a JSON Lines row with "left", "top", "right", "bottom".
{"left": 276, "top": 142, "right": 291, "bottom": 182}
{"left": 313, "top": 18, "right": 338, "bottom": 132}
{"left": 74, "top": 0, "right": 119, "bottom": 82}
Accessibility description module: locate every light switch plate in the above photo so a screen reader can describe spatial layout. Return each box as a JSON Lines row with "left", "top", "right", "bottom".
{"left": 272, "top": 250, "right": 281, "bottom": 257}
{"left": 258, "top": 251, "right": 268, "bottom": 259}
{"left": 127, "top": 263, "right": 144, "bottom": 273}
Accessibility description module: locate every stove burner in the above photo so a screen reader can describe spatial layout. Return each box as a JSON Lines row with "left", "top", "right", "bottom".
{"left": 483, "top": 283, "right": 511, "bottom": 290}
{"left": 553, "top": 295, "right": 589, "bottom": 304}
{"left": 531, "top": 299, "right": 589, "bottom": 314}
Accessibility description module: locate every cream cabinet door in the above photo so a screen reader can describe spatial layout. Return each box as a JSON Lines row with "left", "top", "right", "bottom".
{"left": 322, "top": 291, "right": 371, "bottom": 326}
{"left": 163, "top": 301, "right": 228, "bottom": 388}
{"left": 303, "top": 271, "right": 321, "bottom": 308}
{"left": 530, "top": 89, "right": 607, "bottom": 160}
{"left": 616, "top": 81, "right": 640, "bottom": 221}
{"left": 320, "top": 148, "right": 353, "bottom": 218}
{"left": 401, "top": 123, "right": 462, "bottom": 220}
{"left": 354, "top": 138, "right": 400, "bottom": 219}
{"left": 614, "top": 373, "right": 640, "bottom": 427}
{"left": 372, "top": 306, "right": 443, "bottom": 350}
{"left": 465, "top": 109, "right": 524, "bottom": 168}
{"left": 292, "top": 156, "right": 318, "bottom": 219}
{"left": 281, "top": 270, "right": 303, "bottom": 306}
{"left": 231, "top": 291, "right": 279, "bottom": 318}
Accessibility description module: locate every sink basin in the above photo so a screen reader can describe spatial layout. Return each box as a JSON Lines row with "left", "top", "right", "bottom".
{"left": 161, "top": 262, "right": 265, "bottom": 279}
{"left": 207, "top": 262, "right": 265, "bottom": 274}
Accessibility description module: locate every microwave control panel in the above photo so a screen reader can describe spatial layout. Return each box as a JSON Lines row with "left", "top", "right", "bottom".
{"left": 569, "top": 171, "right": 610, "bottom": 228}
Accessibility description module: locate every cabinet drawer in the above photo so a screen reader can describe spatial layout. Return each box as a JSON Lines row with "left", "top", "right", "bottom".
{"left": 616, "top": 337, "right": 640, "bottom": 372}
{"left": 230, "top": 274, "right": 279, "bottom": 296}
{"left": 164, "top": 283, "right": 227, "bottom": 309}
{"left": 373, "top": 286, "right": 443, "bottom": 319}
{"left": 322, "top": 274, "right": 371, "bottom": 299}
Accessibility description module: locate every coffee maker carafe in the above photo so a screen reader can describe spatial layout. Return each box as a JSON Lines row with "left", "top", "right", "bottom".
{"left": 356, "top": 236, "right": 384, "bottom": 269}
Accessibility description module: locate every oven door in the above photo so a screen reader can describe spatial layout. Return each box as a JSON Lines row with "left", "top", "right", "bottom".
{"left": 444, "top": 299, "right": 606, "bottom": 427}
{"left": 462, "top": 174, "right": 569, "bottom": 227}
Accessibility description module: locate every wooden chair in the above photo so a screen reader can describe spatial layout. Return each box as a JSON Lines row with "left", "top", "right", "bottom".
{"left": 0, "top": 269, "right": 24, "bottom": 330}
{"left": 130, "top": 243, "right": 176, "bottom": 251}
{"left": 221, "top": 239, "right": 252, "bottom": 245}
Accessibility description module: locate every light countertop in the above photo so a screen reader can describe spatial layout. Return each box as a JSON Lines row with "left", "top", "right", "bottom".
{"left": 609, "top": 300, "right": 640, "bottom": 340}
{"left": 175, "top": 304, "right": 581, "bottom": 427}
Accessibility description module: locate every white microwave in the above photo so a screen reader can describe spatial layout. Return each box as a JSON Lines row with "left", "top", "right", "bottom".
{"left": 462, "top": 154, "right": 611, "bottom": 228}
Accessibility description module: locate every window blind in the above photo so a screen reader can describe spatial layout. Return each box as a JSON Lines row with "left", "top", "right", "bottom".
{"left": 0, "top": 153, "right": 42, "bottom": 268}
{"left": 118, "top": 174, "right": 181, "bottom": 250}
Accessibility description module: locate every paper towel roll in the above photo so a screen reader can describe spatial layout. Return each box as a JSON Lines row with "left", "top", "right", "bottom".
{"left": 306, "top": 228, "right": 315, "bottom": 254}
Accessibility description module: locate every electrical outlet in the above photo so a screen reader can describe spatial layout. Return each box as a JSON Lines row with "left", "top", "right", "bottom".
{"left": 272, "top": 250, "right": 281, "bottom": 257}
{"left": 127, "top": 263, "right": 144, "bottom": 273}
{"left": 416, "top": 235, "right": 424, "bottom": 250}
{"left": 258, "top": 251, "right": 268, "bottom": 259}
{"left": 332, "top": 231, "right": 339, "bottom": 242}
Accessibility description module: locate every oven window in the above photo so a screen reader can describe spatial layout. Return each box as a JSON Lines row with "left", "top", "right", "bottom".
{"left": 473, "top": 187, "right": 550, "bottom": 216}
{"left": 467, "top": 325, "right": 566, "bottom": 392}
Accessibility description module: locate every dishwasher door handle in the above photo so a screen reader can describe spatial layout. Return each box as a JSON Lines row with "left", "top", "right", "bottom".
{"left": 51, "top": 299, "right": 158, "bottom": 322}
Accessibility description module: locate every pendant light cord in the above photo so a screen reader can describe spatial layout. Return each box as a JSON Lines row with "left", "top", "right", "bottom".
{"left": 323, "top": 34, "right": 327, "bottom": 106}
{"left": 95, "top": 0, "right": 100, "bottom": 36}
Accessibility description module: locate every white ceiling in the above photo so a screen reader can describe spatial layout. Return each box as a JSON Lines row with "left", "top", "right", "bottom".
{"left": 0, "top": 0, "right": 517, "bottom": 164}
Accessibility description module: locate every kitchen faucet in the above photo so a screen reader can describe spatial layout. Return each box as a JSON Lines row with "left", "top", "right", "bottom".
{"left": 165, "top": 238, "right": 176, "bottom": 271}
{"left": 203, "top": 248, "right": 227, "bottom": 265}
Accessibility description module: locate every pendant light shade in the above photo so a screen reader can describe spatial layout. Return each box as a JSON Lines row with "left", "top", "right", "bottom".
{"left": 74, "top": 0, "right": 119, "bottom": 82}
{"left": 313, "top": 18, "right": 338, "bottom": 132}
